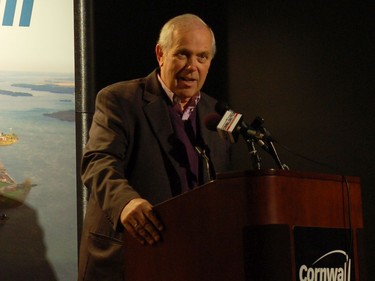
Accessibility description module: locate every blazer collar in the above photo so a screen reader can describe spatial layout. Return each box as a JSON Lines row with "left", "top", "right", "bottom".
{"left": 142, "top": 70, "right": 173, "bottom": 138}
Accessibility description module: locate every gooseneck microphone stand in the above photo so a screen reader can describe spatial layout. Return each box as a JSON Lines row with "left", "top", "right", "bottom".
{"left": 250, "top": 116, "right": 289, "bottom": 171}
{"left": 246, "top": 138, "right": 262, "bottom": 170}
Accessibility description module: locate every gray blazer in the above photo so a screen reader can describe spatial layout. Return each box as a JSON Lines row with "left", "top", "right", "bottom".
{"left": 78, "top": 70, "right": 231, "bottom": 280}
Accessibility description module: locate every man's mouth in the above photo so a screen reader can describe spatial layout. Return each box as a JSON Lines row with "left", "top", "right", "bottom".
{"left": 179, "top": 77, "right": 196, "bottom": 82}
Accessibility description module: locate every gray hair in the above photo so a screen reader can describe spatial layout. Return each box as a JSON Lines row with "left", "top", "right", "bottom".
{"left": 157, "top": 14, "right": 216, "bottom": 58}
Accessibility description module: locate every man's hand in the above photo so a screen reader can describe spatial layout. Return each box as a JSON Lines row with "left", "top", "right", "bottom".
{"left": 121, "top": 198, "right": 164, "bottom": 245}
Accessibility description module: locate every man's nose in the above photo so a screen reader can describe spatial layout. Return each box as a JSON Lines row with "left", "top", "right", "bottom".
{"left": 186, "top": 59, "right": 198, "bottom": 71}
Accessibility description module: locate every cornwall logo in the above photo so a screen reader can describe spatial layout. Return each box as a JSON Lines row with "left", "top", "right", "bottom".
{"left": 1, "top": 0, "right": 34, "bottom": 27}
{"left": 299, "top": 250, "right": 351, "bottom": 281}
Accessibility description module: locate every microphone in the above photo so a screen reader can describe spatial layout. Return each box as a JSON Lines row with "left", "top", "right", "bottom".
{"left": 216, "top": 110, "right": 243, "bottom": 143}
{"left": 207, "top": 102, "right": 287, "bottom": 170}
{"left": 194, "top": 146, "right": 213, "bottom": 181}
{"left": 204, "top": 112, "right": 222, "bottom": 132}
{"left": 205, "top": 104, "right": 272, "bottom": 145}
{"left": 205, "top": 111, "right": 240, "bottom": 143}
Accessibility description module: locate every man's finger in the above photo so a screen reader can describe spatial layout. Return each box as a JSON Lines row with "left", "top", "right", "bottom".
{"left": 146, "top": 210, "right": 164, "bottom": 231}
{"left": 143, "top": 222, "right": 161, "bottom": 243}
{"left": 137, "top": 225, "right": 157, "bottom": 245}
{"left": 125, "top": 223, "right": 146, "bottom": 245}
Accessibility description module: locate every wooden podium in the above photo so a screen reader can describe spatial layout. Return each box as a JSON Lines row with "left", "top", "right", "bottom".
{"left": 123, "top": 170, "right": 364, "bottom": 281}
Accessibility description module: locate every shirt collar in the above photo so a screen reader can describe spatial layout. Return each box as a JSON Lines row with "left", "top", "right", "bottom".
{"left": 157, "top": 74, "right": 201, "bottom": 120}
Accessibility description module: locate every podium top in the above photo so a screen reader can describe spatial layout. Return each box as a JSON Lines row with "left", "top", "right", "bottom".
{"left": 216, "top": 169, "right": 360, "bottom": 183}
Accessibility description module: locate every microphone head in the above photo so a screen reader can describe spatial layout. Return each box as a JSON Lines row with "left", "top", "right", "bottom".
{"left": 216, "top": 111, "right": 242, "bottom": 143}
{"left": 215, "top": 101, "right": 232, "bottom": 116}
{"left": 204, "top": 113, "right": 222, "bottom": 132}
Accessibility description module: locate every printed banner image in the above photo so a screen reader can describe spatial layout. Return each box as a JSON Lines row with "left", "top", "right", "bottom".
{"left": 0, "top": 1, "right": 77, "bottom": 280}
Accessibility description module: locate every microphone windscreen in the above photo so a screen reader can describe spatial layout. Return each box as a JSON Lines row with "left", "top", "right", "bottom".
{"left": 215, "top": 101, "right": 231, "bottom": 116}
{"left": 204, "top": 113, "right": 222, "bottom": 131}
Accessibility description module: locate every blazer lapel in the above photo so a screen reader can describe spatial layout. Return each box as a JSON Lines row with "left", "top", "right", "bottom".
{"left": 142, "top": 72, "right": 181, "bottom": 178}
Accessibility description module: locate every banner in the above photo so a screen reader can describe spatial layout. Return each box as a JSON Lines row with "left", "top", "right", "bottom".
{"left": 0, "top": 1, "right": 76, "bottom": 280}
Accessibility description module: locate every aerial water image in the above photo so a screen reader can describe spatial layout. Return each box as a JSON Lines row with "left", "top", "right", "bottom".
{"left": 0, "top": 71, "right": 77, "bottom": 280}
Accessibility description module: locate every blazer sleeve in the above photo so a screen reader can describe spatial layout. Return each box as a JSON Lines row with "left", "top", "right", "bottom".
{"left": 81, "top": 87, "right": 140, "bottom": 231}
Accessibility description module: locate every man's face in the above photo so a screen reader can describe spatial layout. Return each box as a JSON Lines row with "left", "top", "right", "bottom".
{"left": 156, "top": 26, "right": 213, "bottom": 103}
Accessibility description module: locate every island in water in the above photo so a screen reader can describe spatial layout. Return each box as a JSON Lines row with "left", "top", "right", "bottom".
{"left": 1, "top": 78, "right": 74, "bottom": 96}
{"left": 12, "top": 82, "right": 74, "bottom": 94}
{"left": 43, "top": 109, "right": 75, "bottom": 122}
{"left": 0, "top": 89, "right": 32, "bottom": 97}
{"left": 0, "top": 131, "right": 18, "bottom": 146}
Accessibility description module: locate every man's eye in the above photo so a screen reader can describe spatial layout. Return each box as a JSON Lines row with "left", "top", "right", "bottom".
{"left": 176, "top": 53, "right": 187, "bottom": 59}
{"left": 197, "top": 55, "right": 208, "bottom": 63}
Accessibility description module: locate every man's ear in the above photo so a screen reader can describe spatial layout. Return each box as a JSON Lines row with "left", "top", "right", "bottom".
{"left": 155, "top": 44, "right": 164, "bottom": 66}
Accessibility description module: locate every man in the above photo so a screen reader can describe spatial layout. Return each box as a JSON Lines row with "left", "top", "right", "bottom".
{"left": 78, "top": 14, "right": 231, "bottom": 280}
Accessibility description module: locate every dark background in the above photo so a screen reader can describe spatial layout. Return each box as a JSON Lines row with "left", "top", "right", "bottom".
{"left": 75, "top": 0, "right": 374, "bottom": 278}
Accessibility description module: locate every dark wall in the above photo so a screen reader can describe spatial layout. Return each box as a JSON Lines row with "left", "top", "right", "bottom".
{"left": 76, "top": 0, "right": 374, "bottom": 277}
{"left": 228, "top": 1, "right": 374, "bottom": 277}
